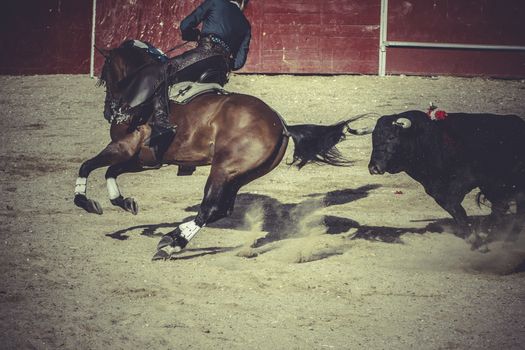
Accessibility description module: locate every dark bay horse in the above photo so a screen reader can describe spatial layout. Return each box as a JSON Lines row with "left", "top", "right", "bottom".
{"left": 75, "top": 41, "right": 369, "bottom": 260}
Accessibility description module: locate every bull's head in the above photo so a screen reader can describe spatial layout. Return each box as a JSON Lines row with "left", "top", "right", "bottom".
{"left": 368, "top": 114, "right": 413, "bottom": 175}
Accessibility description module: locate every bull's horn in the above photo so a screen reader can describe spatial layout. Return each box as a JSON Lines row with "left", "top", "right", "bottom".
{"left": 393, "top": 117, "right": 412, "bottom": 129}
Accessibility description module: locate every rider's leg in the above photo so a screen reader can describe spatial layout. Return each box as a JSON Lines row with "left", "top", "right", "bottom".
{"left": 149, "top": 85, "right": 174, "bottom": 141}
{"left": 175, "top": 56, "right": 229, "bottom": 85}
{"left": 117, "top": 61, "right": 174, "bottom": 143}
{"left": 120, "top": 62, "right": 165, "bottom": 109}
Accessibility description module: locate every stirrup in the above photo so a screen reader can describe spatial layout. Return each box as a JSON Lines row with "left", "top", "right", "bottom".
{"left": 149, "top": 123, "right": 175, "bottom": 141}
{"left": 177, "top": 165, "right": 196, "bottom": 176}
{"left": 146, "top": 124, "right": 176, "bottom": 163}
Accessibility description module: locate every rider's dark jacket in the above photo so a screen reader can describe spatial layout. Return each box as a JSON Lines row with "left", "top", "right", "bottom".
{"left": 116, "top": 0, "right": 251, "bottom": 113}
{"left": 180, "top": 0, "right": 251, "bottom": 71}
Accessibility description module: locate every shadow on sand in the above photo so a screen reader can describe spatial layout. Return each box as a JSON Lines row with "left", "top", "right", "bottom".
{"left": 105, "top": 184, "right": 381, "bottom": 244}
{"left": 105, "top": 184, "right": 525, "bottom": 267}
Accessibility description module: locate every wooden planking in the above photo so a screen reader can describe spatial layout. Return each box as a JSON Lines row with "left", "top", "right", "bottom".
{"left": 94, "top": 0, "right": 202, "bottom": 73}
{"left": 385, "top": 0, "right": 525, "bottom": 77}
{"left": 387, "top": 0, "right": 525, "bottom": 45}
{"left": 252, "top": 0, "right": 380, "bottom": 73}
{"left": 3, "top": 0, "right": 523, "bottom": 77}
{"left": 387, "top": 47, "right": 525, "bottom": 79}
{"left": 94, "top": 0, "right": 380, "bottom": 75}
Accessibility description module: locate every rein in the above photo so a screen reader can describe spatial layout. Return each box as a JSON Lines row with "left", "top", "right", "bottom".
{"left": 101, "top": 40, "right": 193, "bottom": 124}
{"left": 115, "top": 41, "right": 191, "bottom": 88}
{"left": 164, "top": 41, "right": 191, "bottom": 56}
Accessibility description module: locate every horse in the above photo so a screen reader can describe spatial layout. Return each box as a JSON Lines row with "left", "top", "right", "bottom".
{"left": 75, "top": 41, "right": 369, "bottom": 260}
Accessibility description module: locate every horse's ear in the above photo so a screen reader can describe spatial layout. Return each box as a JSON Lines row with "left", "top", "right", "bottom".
{"left": 94, "top": 45, "right": 110, "bottom": 58}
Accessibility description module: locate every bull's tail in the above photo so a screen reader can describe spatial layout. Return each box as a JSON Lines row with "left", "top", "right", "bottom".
{"left": 286, "top": 116, "right": 370, "bottom": 169}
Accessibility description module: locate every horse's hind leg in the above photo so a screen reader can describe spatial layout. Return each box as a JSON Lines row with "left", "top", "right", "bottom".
{"left": 152, "top": 132, "right": 287, "bottom": 260}
{"left": 153, "top": 168, "right": 241, "bottom": 260}
{"left": 74, "top": 134, "right": 141, "bottom": 214}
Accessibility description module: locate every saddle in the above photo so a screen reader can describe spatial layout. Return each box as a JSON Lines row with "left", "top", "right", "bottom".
{"left": 169, "top": 81, "right": 229, "bottom": 104}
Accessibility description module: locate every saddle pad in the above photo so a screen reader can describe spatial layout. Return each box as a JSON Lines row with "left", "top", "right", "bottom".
{"left": 169, "top": 81, "right": 228, "bottom": 104}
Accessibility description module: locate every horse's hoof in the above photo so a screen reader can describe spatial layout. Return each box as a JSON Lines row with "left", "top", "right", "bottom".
{"left": 157, "top": 228, "right": 189, "bottom": 250}
{"left": 152, "top": 249, "right": 170, "bottom": 261}
{"left": 74, "top": 195, "right": 103, "bottom": 215}
{"left": 127, "top": 199, "right": 138, "bottom": 214}
{"left": 123, "top": 197, "right": 138, "bottom": 215}
{"left": 111, "top": 196, "right": 139, "bottom": 215}
{"left": 152, "top": 245, "right": 182, "bottom": 261}
{"left": 156, "top": 234, "right": 174, "bottom": 250}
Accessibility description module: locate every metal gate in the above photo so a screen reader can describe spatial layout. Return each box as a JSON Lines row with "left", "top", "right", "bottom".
{"left": 378, "top": 0, "right": 525, "bottom": 78}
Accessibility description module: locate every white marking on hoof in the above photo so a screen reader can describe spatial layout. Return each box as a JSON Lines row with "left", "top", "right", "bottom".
{"left": 179, "top": 220, "right": 202, "bottom": 242}
{"left": 75, "top": 177, "right": 87, "bottom": 196}
{"left": 106, "top": 177, "right": 121, "bottom": 200}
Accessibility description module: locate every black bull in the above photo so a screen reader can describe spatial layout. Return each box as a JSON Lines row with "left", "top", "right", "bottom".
{"left": 368, "top": 110, "right": 525, "bottom": 250}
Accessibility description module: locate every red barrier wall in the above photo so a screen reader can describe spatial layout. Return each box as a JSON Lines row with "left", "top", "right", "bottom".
{"left": 385, "top": 0, "right": 525, "bottom": 78}
{"left": 0, "top": 1, "right": 91, "bottom": 75}
{"left": 1, "top": 1, "right": 524, "bottom": 78}
{"left": 245, "top": 1, "right": 380, "bottom": 73}
{"left": 94, "top": 0, "right": 380, "bottom": 75}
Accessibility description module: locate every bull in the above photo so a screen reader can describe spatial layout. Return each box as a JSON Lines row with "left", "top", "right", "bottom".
{"left": 368, "top": 110, "right": 525, "bottom": 251}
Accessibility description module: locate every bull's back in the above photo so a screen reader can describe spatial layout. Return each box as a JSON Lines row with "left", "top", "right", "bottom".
{"left": 446, "top": 113, "right": 525, "bottom": 177}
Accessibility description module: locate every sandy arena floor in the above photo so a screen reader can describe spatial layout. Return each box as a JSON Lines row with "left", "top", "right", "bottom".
{"left": 0, "top": 74, "right": 524, "bottom": 349}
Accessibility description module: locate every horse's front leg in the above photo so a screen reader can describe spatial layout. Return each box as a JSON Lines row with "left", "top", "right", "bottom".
{"left": 74, "top": 132, "right": 142, "bottom": 214}
{"left": 105, "top": 159, "right": 148, "bottom": 215}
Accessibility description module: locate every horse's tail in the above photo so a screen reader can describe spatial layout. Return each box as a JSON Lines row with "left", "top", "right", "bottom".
{"left": 286, "top": 116, "right": 370, "bottom": 169}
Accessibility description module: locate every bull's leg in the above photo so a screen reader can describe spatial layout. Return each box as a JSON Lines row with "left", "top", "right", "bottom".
{"left": 507, "top": 199, "right": 525, "bottom": 242}
{"left": 482, "top": 199, "right": 509, "bottom": 237}
{"left": 432, "top": 195, "right": 489, "bottom": 252}
{"left": 74, "top": 133, "right": 141, "bottom": 214}
{"left": 431, "top": 195, "right": 470, "bottom": 235}
{"left": 427, "top": 179, "right": 490, "bottom": 251}
{"left": 453, "top": 204, "right": 489, "bottom": 252}
{"left": 105, "top": 159, "right": 145, "bottom": 215}
{"left": 153, "top": 168, "right": 241, "bottom": 260}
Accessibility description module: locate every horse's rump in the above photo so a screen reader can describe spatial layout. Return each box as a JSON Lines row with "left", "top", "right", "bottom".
{"left": 160, "top": 93, "right": 286, "bottom": 167}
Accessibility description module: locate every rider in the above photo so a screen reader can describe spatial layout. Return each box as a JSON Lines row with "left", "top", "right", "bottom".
{"left": 121, "top": 0, "right": 251, "bottom": 147}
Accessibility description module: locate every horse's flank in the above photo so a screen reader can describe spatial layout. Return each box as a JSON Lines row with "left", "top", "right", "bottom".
{"left": 125, "top": 92, "right": 286, "bottom": 168}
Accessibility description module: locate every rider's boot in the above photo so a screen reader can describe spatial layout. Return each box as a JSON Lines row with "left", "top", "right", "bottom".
{"left": 148, "top": 90, "right": 176, "bottom": 161}
{"left": 149, "top": 91, "right": 175, "bottom": 143}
